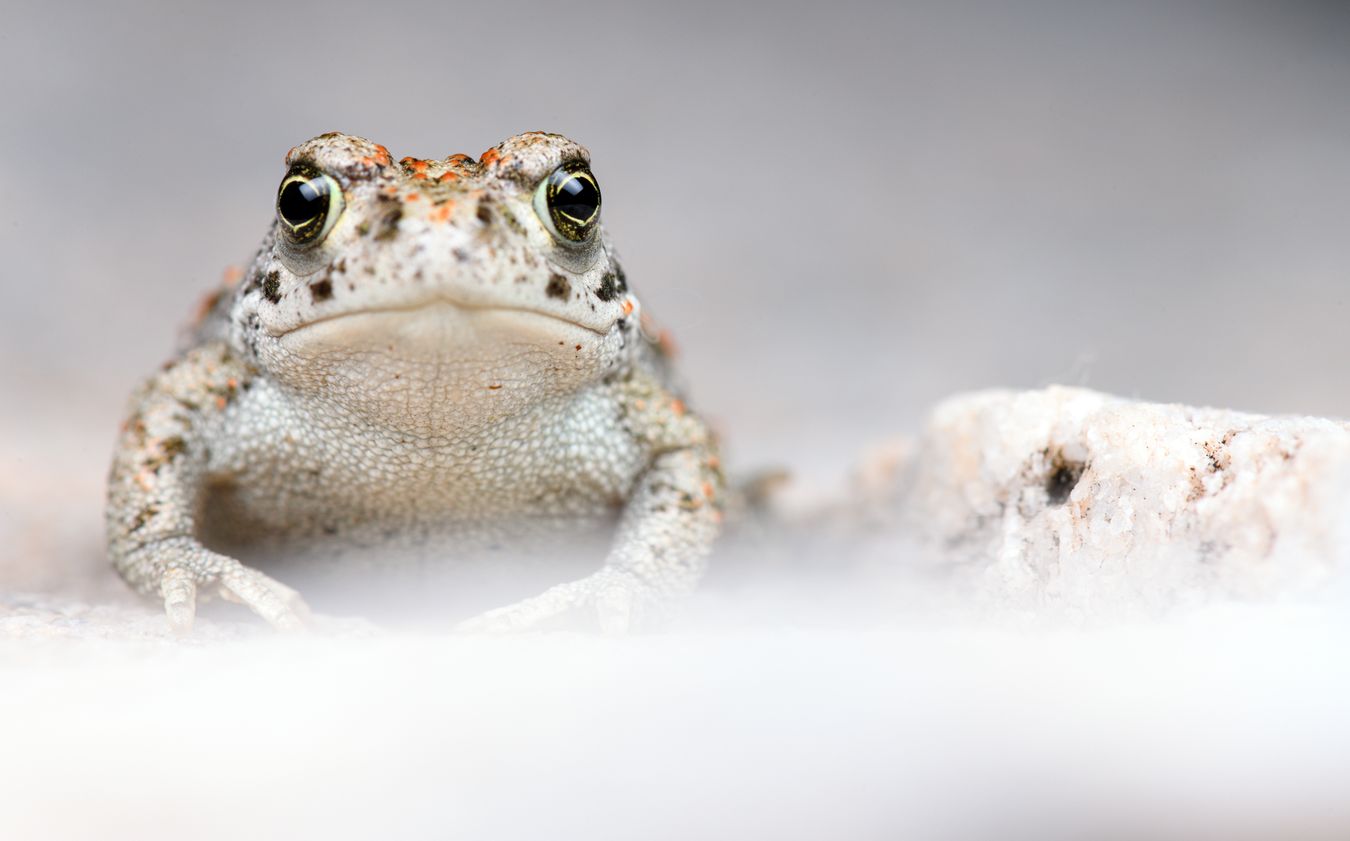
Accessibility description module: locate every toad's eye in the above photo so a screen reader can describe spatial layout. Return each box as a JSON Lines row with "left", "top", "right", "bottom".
{"left": 534, "top": 162, "right": 601, "bottom": 242}
{"left": 276, "top": 166, "right": 344, "bottom": 245}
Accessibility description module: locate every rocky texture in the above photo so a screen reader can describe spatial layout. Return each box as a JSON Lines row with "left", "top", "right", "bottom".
{"left": 882, "top": 387, "right": 1350, "bottom": 615}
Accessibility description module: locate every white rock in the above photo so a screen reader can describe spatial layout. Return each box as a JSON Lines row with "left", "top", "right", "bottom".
{"left": 888, "top": 387, "right": 1350, "bottom": 615}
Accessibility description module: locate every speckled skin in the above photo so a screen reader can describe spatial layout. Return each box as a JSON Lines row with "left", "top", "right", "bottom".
{"left": 105, "top": 132, "right": 723, "bottom": 634}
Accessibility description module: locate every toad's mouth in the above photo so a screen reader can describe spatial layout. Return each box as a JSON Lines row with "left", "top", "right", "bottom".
{"left": 273, "top": 298, "right": 612, "bottom": 341}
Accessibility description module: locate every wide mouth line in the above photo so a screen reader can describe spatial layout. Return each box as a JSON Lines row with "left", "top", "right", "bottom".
{"left": 273, "top": 297, "right": 608, "bottom": 338}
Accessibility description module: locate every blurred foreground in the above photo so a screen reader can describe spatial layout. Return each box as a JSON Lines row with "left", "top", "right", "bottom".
{"left": 3, "top": 605, "right": 1348, "bottom": 840}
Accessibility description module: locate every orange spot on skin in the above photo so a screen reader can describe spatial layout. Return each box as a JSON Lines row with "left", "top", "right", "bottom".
{"left": 214, "top": 396, "right": 227, "bottom": 411}
{"left": 411, "top": 172, "right": 428, "bottom": 181}
{"left": 438, "top": 172, "right": 459, "bottom": 183}
{"left": 190, "top": 290, "right": 222, "bottom": 326}
{"left": 446, "top": 153, "right": 471, "bottom": 164}
{"left": 431, "top": 202, "right": 454, "bottom": 222}
{"left": 480, "top": 148, "right": 500, "bottom": 167}
{"left": 622, "top": 299, "right": 634, "bottom": 316}
{"left": 372, "top": 145, "right": 391, "bottom": 166}
{"left": 658, "top": 329, "right": 679, "bottom": 358}
{"left": 405, "top": 192, "right": 420, "bottom": 202}
{"left": 671, "top": 399, "right": 686, "bottom": 416}
{"left": 225, "top": 377, "right": 238, "bottom": 391}
{"left": 702, "top": 481, "right": 715, "bottom": 499}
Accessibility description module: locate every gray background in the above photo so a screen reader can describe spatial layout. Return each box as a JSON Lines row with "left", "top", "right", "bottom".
{"left": 1, "top": 0, "right": 1348, "bottom": 589}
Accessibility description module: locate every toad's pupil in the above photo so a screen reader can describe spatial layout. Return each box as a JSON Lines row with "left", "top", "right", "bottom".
{"left": 554, "top": 176, "right": 598, "bottom": 224}
{"left": 279, "top": 178, "right": 327, "bottom": 226}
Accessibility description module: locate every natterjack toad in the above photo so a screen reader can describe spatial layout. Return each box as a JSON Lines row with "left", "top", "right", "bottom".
{"left": 105, "top": 132, "right": 724, "bottom": 633}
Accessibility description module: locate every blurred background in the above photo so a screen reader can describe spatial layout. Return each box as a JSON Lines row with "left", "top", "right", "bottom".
{"left": 2, "top": 1, "right": 1349, "bottom": 837}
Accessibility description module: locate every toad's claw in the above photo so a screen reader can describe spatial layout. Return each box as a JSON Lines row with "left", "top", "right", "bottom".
{"left": 455, "top": 570, "right": 647, "bottom": 635}
{"left": 218, "top": 565, "right": 311, "bottom": 631}
{"left": 158, "top": 560, "right": 311, "bottom": 634}
{"left": 161, "top": 567, "right": 197, "bottom": 636}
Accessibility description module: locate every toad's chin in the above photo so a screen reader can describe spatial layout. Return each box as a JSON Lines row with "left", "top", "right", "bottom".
{"left": 262, "top": 301, "right": 623, "bottom": 431}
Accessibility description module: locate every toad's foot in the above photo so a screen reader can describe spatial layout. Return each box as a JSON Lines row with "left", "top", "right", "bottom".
{"left": 455, "top": 569, "right": 656, "bottom": 635}
{"left": 159, "top": 555, "right": 312, "bottom": 635}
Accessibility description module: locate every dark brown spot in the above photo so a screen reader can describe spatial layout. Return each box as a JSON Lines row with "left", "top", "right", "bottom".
{"left": 501, "top": 206, "right": 528, "bottom": 236}
{"left": 310, "top": 279, "right": 333, "bottom": 302}
{"left": 262, "top": 271, "right": 281, "bottom": 303}
{"left": 546, "top": 274, "right": 571, "bottom": 300}
{"left": 596, "top": 272, "right": 619, "bottom": 302}
{"left": 143, "top": 436, "right": 189, "bottom": 474}
{"left": 476, "top": 203, "right": 493, "bottom": 226}
{"left": 373, "top": 205, "right": 403, "bottom": 241}
{"left": 129, "top": 505, "right": 158, "bottom": 533}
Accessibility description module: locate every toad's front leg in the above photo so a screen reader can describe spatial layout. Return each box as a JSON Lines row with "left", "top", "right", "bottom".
{"left": 458, "top": 383, "right": 725, "bottom": 634}
{"left": 105, "top": 343, "right": 311, "bottom": 634}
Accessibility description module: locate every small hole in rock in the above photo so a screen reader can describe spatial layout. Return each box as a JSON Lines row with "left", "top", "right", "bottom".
{"left": 1045, "top": 458, "right": 1085, "bottom": 505}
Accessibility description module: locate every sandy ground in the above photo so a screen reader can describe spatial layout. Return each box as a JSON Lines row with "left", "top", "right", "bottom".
{"left": 4, "top": 1, "right": 1350, "bottom": 837}
{"left": 5, "top": 589, "right": 1350, "bottom": 839}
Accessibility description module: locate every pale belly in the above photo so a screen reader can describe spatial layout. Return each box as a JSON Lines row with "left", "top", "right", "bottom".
{"left": 193, "top": 377, "right": 650, "bottom": 622}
